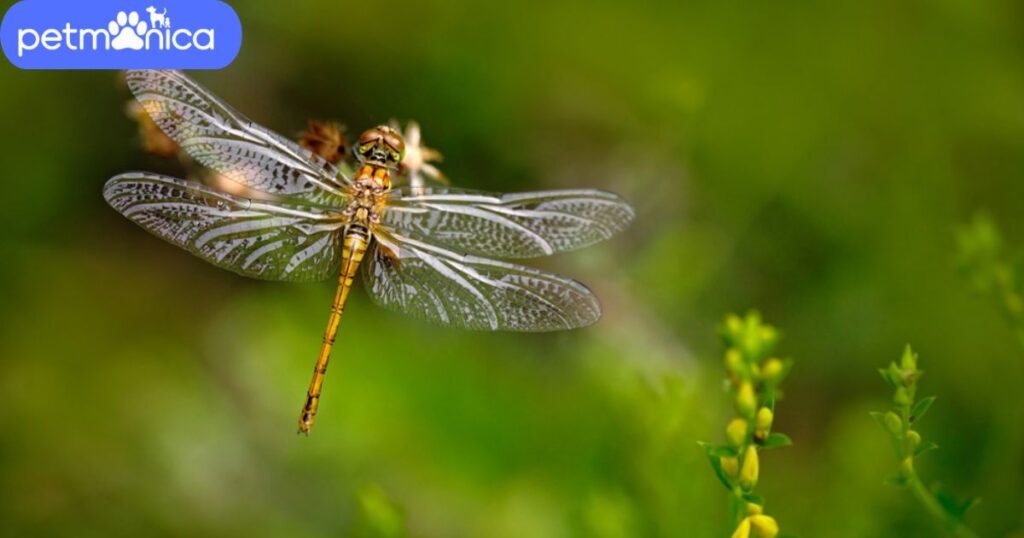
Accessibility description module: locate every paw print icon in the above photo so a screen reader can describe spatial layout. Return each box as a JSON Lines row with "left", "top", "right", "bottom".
{"left": 109, "top": 11, "right": 148, "bottom": 51}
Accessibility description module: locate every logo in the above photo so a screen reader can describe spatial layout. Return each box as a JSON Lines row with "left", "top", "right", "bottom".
{"left": 1, "top": 0, "right": 242, "bottom": 69}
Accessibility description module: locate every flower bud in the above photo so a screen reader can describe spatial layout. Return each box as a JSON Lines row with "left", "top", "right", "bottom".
{"left": 907, "top": 430, "right": 921, "bottom": 451}
{"left": 726, "top": 418, "right": 749, "bottom": 447}
{"left": 749, "top": 515, "right": 779, "bottom": 538}
{"left": 725, "top": 314, "right": 743, "bottom": 338}
{"left": 731, "top": 517, "right": 751, "bottom": 538}
{"left": 899, "top": 346, "right": 917, "bottom": 372}
{"left": 721, "top": 456, "right": 739, "bottom": 478}
{"left": 755, "top": 407, "right": 773, "bottom": 440}
{"left": 725, "top": 349, "right": 744, "bottom": 375}
{"left": 894, "top": 387, "right": 911, "bottom": 407}
{"left": 736, "top": 382, "right": 756, "bottom": 418}
{"left": 745, "top": 502, "right": 763, "bottom": 516}
{"left": 901, "top": 457, "right": 914, "bottom": 477}
{"left": 761, "top": 358, "right": 784, "bottom": 382}
{"left": 887, "top": 362, "right": 904, "bottom": 386}
{"left": 884, "top": 412, "right": 902, "bottom": 436}
{"left": 759, "top": 326, "right": 777, "bottom": 347}
{"left": 740, "top": 445, "right": 759, "bottom": 490}
{"left": 901, "top": 457, "right": 917, "bottom": 477}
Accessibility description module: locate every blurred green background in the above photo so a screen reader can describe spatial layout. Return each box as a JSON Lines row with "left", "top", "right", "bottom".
{"left": 2, "top": 0, "right": 1024, "bottom": 536}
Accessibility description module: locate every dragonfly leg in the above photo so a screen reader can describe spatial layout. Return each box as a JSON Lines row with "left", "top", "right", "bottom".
{"left": 297, "top": 226, "right": 370, "bottom": 435}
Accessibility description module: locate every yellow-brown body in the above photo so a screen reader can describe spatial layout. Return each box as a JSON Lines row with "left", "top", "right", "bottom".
{"left": 296, "top": 225, "right": 369, "bottom": 433}
{"left": 297, "top": 127, "right": 401, "bottom": 434}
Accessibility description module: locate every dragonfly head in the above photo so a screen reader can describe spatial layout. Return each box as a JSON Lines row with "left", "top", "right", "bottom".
{"left": 355, "top": 125, "right": 406, "bottom": 169}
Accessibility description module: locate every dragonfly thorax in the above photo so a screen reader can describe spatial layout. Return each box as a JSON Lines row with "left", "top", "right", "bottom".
{"left": 355, "top": 125, "right": 405, "bottom": 169}
{"left": 343, "top": 170, "right": 391, "bottom": 225}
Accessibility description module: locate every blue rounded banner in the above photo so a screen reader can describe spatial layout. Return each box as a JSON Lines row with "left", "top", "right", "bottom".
{"left": 1, "top": 0, "right": 242, "bottom": 69}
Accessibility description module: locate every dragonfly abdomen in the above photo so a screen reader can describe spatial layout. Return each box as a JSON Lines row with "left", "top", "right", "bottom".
{"left": 337, "top": 225, "right": 371, "bottom": 292}
{"left": 297, "top": 224, "right": 371, "bottom": 434}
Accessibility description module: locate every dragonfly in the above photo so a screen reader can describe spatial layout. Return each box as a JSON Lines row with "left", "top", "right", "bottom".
{"left": 104, "top": 70, "right": 635, "bottom": 434}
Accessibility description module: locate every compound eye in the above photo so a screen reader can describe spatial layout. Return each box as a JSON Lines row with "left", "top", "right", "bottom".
{"left": 358, "top": 129, "right": 383, "bottom": 146}
{"left": 383, "top": 132, "right": 406, "bottom": 155}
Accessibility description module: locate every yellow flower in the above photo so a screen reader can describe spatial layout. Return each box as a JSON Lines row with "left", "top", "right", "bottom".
{"left": 750, "top": 514, "right": 779, "bottom": 538}
{"left": 727, "top": 418, "right": 749, "bottom": 447}
{"left": 725, "top": 314, "right": 743, "bottom": 336}
{"left": 740, "top": 445, "right": 759, "bottom": 490}
{"left": 761, "top": 358, "right": 784, "bottom": 382}
{"left": 725, "top": 348, "right": 744, "bottom": 375}
{"left": 721, "top": 456, "right": 739, "bottom": 479}
{"left": 755, "top": 407, "right": 773, "bottom": 440}
{"left": 731, "top": 517, "right": 751, "bottom": 538}
{"left": 736, "top": 382, "right": 756, "bottom": 418}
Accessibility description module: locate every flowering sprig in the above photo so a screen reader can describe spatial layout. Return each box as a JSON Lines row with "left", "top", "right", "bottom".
{"left": 956, "top": 213, "right": 1024, "bottom": 347}
{"left": 873, "top": 346, "right": 979, "bottom": 538}
{"left": 701, "top": 312, "right": 793, "bottom": 538}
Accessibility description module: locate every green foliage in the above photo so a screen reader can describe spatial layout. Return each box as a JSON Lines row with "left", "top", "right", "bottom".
{"left": 758, "top": 433, "right": 792, "bottom": 451}
{"left": 957, "top": 213, "right": 1024, "bottom": 346}
{"left": 873, "top": 347, "right": 979, "bottom": 538}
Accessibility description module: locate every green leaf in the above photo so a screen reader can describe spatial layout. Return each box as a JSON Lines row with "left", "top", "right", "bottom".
{"left": 911, "top": 396, "right": 936, "bottom": 423}
{"left": 698, "top": 441, "right": 738, "bottom": 458}
{"left": 888, "top": 362, "right": 905, "bottom": 386}
{"left": 702, "top": 449, "right": 733, "bottom": 491}
{"left": 870, "top": 411, "right": 890, "bottom": 432}
{"left": 961, "top": 498, "right": 981, "bottom": 518}
{"left": 878, "top": 368, "right": 896, "bottom": 388}
{"left": 914, "top": 441, "right": 939, "bottom": 458}
{"left": 698, "top": 442, "right": 736, "bottom": 490}
{"left": 742, "top": 492, "right": 765, "bottom": 505}
{"left": 759, "top": 432, "right": 793, "bottom": 449}
{"left": 935, "top": 486, "right": 980, "bottom": 521}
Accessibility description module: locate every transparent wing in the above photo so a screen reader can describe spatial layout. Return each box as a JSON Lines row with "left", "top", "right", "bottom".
{"left": 104, "top": 172, "right": 347, "bottom": 282}
{"left": 125, "top": 70, "right": 349, "bottom": 206}
{"left": 362, "top": 231, "right": 602, "bottom": 331}
{"left": 380, "top": 186, "right": 634, "bottom": 258}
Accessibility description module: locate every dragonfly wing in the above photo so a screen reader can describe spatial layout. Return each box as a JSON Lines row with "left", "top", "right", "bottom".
{"left": 362, "top": 231, "right": 602, "bottom": 331}
{"left": 125, "top": 70, "right": 349, "bottom": 205}
{"left": 380, "top": 187, "right": 635, "bottom": 258}
{"left": 104, "top": 172, "right": 346, "bottom": 282}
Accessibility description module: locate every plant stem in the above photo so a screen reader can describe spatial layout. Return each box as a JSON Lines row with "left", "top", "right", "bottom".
{"left": 899, "top": 392, "right": 978, "bottom": 538}
{"left": 904, "top": 470, "right": 979, "bottom": 538}
{"left": 729, "top": 485, "right": 745, "bottom": 524}
{"left": 730, "top": 486, "right": 745, "bottom": 527}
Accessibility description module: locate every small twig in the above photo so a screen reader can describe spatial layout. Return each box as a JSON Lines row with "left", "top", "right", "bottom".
{"left": 874, "top": 346, "right": 979, "bottom": 538}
